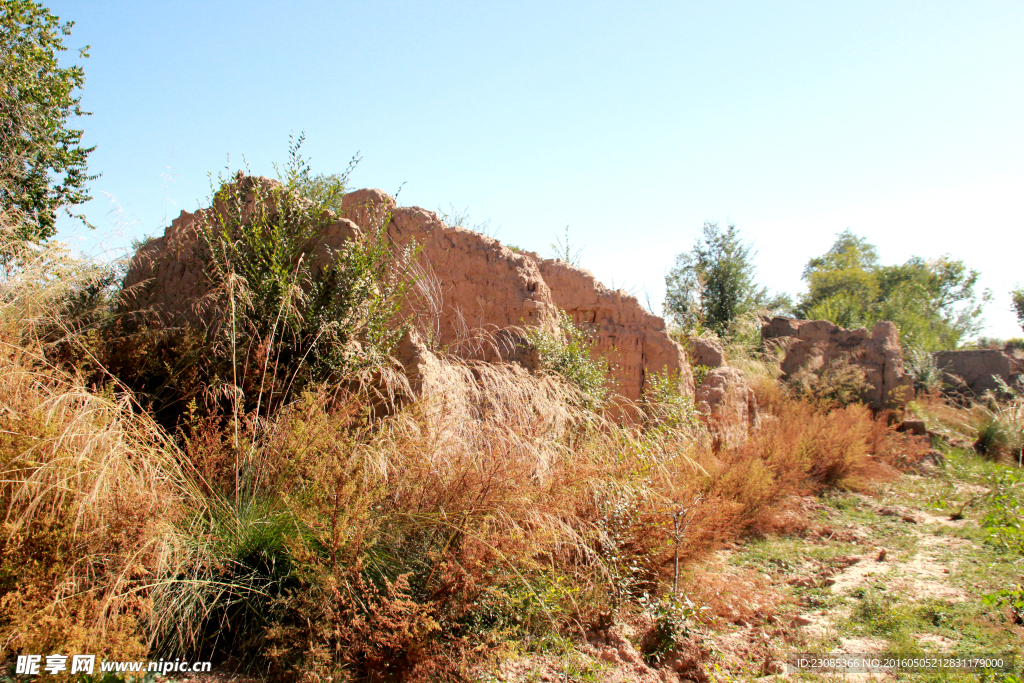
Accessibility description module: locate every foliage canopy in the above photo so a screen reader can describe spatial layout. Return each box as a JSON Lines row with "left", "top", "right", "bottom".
{"left": 665, "top": 221, "right": 785, "bottom": 336}
{"left": 0, "top": 0, "right": 95, "bottom": 242}
{"left": 1013, "top": 287, "right": 1024, "bottom": 334}
{"left": 797, "top": 229, "right": 989, "bottom": 352}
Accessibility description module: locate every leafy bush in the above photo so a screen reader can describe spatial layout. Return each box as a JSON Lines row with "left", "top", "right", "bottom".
{"left": 904, "top": 346, "right": 944, "bottom": 394}
{"left": 972, "top": 386, "right": 1024, "bottom": 465}
{"left": 109, "top": 139, "right": 417, "bottom": 425}
{"left": 643, "top": 369, "right": 702, "bottom": 433}
{"left": 640, "top": 594, "right": 708, "bottom": 665}
{"left": 665, "top": 222, "right": 786, "bottom": 336}
{"left": 979, "top": 470, "right": 1024, "bottom": 556}
{"left": 691, "top": 363, "right": 711, "bottom": 387}
{"left": 523, "top": 312, "right": 608, "bottom": 408}
{"left": 983, "top": 584, "right": 1024, "bottom": 624}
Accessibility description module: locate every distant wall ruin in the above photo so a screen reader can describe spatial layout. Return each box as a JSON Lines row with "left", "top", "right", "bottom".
{"left": 121, "top": 177, "right": 695, "bottom": 411}
{"left": 761, "top": 317, "right": 913, "bottom": 410}
{"left": 935, "top": 348, "right": 1023, "bottom": 396}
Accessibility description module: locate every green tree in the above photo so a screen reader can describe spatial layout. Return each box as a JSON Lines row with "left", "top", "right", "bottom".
{"left": 799, "top": 229, "right": 880, "bottom": 327}
{"left": 798, "top": 230, "right": 989, "bottom": 351}
{"left": 1013, "top": 287, "right": 1024, "bottom": 333}
{"left": 1, "top": 0, "right": 95, "bottom": 242}
{"left": 665, "top": 222, "right": 781, "bottom": 335}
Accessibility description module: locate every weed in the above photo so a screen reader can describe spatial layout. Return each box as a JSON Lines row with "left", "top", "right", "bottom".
{"left": 639, "top": 593, "right": 709, "bottom": 665}
{"left": 982, "top": 585, "right": 1024, "bottom": 625}
{"left": 979, "top": 470, "right": 1024, "bottom": 556}
{"left": 691, "top": 363, "right": 711, "bottom": 387}
{"left": 549, "top": 226, "right": 583, "bottom": 267}
{"left": 642, "top": 369, "right": 702, "bottom": 434}
{"left": 905, "top": 346, "right": 945, "bottom": 394}
{"left": 790, "top": 357, "right": 869, "bottom": 409}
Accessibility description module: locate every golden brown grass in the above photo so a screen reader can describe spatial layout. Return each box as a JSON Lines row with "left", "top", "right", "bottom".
{"left": 0, "top": 235, "right": 911, "bottom": 681}
{"left": 0, "top": 237, "right": 201, "bottom": 662}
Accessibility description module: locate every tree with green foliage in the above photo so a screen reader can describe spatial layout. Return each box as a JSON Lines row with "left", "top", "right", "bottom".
{"left": 1013, "top": 287, "right": 1024, "bottom": 334}
{"left": 798, "top": 229, "right": 989, "bottom": 351}
{"left": 665, "top": 221, "right": 785, "bottom": 336}
{"left": 1, "top": 0, "right": 95, "bottom": 242}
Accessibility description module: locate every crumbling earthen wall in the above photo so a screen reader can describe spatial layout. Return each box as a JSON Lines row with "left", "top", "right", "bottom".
{"left": 761, "top": 317, "right": 913, "bottom": 410}
{"left": 935, "top": 348, "right": 1023, "bottom": 396}
{"left": 683, "top": 337, "right": 758, "bottom": 449}
{"left": 529, "top": 257, "right": 694, "bottom": 402}
{"left": 121, "top": 177, "right": 695, "bottom": 410}
{"left": 340, "top": 188, "right": 559, "bottom": 366}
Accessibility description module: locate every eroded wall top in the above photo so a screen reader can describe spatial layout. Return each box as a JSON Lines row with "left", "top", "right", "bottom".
{"left": 121, "top": 179, "right": 695, "bottom": 408}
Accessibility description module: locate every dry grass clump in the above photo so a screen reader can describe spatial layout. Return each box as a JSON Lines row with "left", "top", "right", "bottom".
{"left": 909, "top": 388, "right": 1024, "bottom": 466}
{"left": 703, "top": 399, "right": 893, "bottom": 542}
{"left": 0, "top": 236, "right": 197, "bottom": 662}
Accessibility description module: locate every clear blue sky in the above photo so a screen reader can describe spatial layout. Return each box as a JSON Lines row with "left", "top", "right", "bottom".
{"left": 51, "top": 0, "right": 1024, "bottom": 338}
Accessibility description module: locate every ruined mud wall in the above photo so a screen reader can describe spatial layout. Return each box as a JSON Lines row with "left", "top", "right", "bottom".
{"left": 340, "top": 188, "right": 559, "bottom": 367}
{"left": 761, "top": 317, "right": 912, "bottom": 410}
{"left": 686, "top": 337, "right": 758, "bottom": 449}
{"left": 121, "top": 178, "right": 695, "bottom": 407}
{"left": 935, "top": 348, "right": 1024, "bottom": 395}
{"left": 530, "top": 257, "right": 694, "bottom": 402}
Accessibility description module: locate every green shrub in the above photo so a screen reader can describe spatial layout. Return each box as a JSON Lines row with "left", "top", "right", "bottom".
{"left": 523, "top": 312, "right": 608, "bottom": 408}
{"left": 983, "top": 584, "right": 1024, "bottom": 624}
{"left": 640, "top": 594, "right": 709, "bottom": 665}
{"left": 904, "top": 346, "right": 944, "bottom": 394}
{"left": 980, "top": 470, "right": 1024, "bottom": 556}
{"left": 972, "top": 387, "right": 1024, "bottom": 465}
{"left": 198, "top": 141, "right": 415, "bottom": 406}
{"left": 691, "top": 364, "right": 711, "bottom": 387}
{"left": 643, "top": 369, "right": 701, "bottom": 433}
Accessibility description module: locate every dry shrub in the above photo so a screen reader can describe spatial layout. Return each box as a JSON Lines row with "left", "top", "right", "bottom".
{"left": 236, "top": 365, "right": 709, "bottom": 679}
{"left": 790, "top": 357, "right": 868, "bottom": 409}
{"left": 749, "top": 371, "right": 787, "bottom": 415}
{"left": 162, "top": 353, "right": 908, "bottom": 678}
{"left": 263, "top": 565, "right": 445, "bottom": 683}
{"left": 1, "top": 233, "right": 907, "bottom": 680}
{"left": 703, "top": 398, "right": 892, "bottom": 540}
{"left": 682, "top": 565, "right": 785, "bottom": 627}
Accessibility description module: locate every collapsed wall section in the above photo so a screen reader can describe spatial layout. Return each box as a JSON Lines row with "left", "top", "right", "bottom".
{"left": 530, "top": 257, "right": 695, "bottom": 402}
{"left": 339, "top": 189, "right": 557, "bottom": 367}
{"left": 762, "top": 316, "right": 913, "bottom": 410}
{"left": 935, "top": 348, "right": 1023, "bottom": 396}
{"left": 121, "top": 179, "right": 695, "bottom": 413}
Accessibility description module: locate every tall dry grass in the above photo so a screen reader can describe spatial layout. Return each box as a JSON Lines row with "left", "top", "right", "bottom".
{"left": 0, "top": 231, "right": 908, "bottom": 681}
{"left": 0, "top": 236, "right": 200, "bottom": 660}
